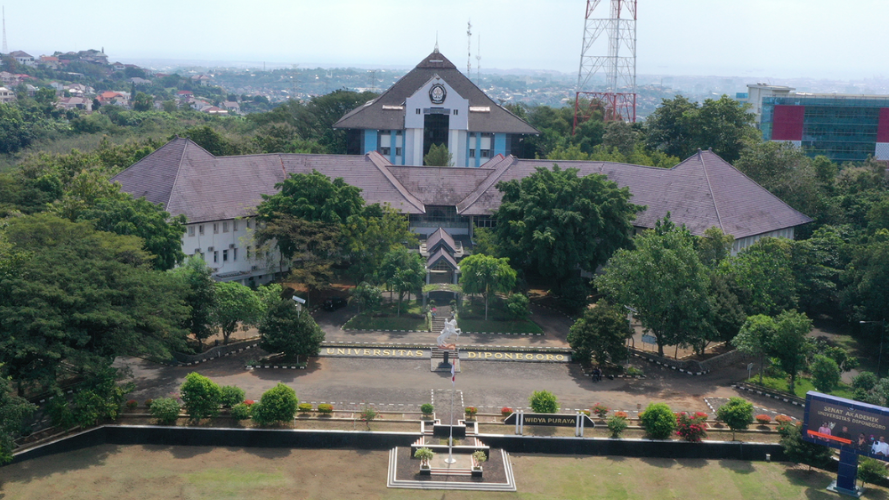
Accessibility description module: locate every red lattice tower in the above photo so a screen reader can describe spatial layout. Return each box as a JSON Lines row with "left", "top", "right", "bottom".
{"left": 574, "top": 0, "right": 637, "bottom": 133}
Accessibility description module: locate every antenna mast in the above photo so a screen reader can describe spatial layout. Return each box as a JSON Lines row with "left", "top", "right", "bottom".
{"left": 467, "top": 20, "right": 472, "bottom": 76}
{"left": 574, "top": 0, "right": 637, "bottom": 130}
{"left": 476, "top": 35, "right": 481, "bottom": 85}
{"left": 2, "top": 7, "right": 7, "bottom": 55}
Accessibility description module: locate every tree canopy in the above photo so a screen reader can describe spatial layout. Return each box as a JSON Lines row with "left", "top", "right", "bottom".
{"left": 259, "top": 300, "right": 325, "bottom": 363}
{"left": 459, "top": 254, "right": 517, "bottom": 320}
{"left": 495, "top": 165, "right": 640, "bottom": 293}
{"left": 567, "top": 300, "right": 633, "bottom": 366}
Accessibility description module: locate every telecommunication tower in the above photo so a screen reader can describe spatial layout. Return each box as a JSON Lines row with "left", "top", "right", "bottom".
{"left": 467, "top": 20, "right": 472, "bottom": 76}
{"left": 574, "top": 0, "right": 637, "bottom": 132}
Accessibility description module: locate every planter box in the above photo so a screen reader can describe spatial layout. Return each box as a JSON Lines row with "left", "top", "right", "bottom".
{"left": 471, "top": 468, "right": 483, "bottom": 477}
{"left": 419, "top": 467, "right": 431, "bottom": 476}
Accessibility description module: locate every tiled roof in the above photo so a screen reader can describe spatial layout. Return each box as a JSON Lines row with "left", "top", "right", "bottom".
{"left": 425, "top": 228, "right": 456, "bottom": 255}
{"left": 114, "top": 139, "right": 812, "bottom": 239}
{"left": 333, "top": 50, "right": 538, "bottom": 135}
{"left": 427, "top": 248, "right": 459, "bottom": 270}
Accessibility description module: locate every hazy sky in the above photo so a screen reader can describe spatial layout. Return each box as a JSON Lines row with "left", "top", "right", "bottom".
{"left": 10, "top": 0, "right": 887, "bottom": 80}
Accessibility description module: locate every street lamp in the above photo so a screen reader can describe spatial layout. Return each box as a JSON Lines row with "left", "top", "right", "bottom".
{"left": 861, "top": 319, "right": 887, "bottom": 377}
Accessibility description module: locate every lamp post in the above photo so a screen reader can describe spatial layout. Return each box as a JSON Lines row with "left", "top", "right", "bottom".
{"left": 861, "top": 319, "right": 887, "bottom": 377}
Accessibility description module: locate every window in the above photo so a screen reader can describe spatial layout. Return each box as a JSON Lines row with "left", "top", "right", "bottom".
{"left": 481, "top": 150, "right": 491, "bottom": 158}
{"left": 223, "top": 249, "right": 229, "bottom": 262}
{"left": 223, "top": 221, "right": 229, "bottom": 233}
{"left": 199, "top": 225, "right": 204, "bottom": 235}
{"left": 380, "top": 147, "right": 391, "bottom": 155}
{"left": 213, "top": 251, "right": 219, "bottom": 263}
{"left": 233, "top": 248, "right": 238, "bottom": 261}
{"left": 395, "top": 147, "right": 402, "bottom": 156}
{"left": 233, "top": 220, "right": 239, "bottom": 231}
{"left": 416, "top": 108, "right": 421, "bottom": 114}
{"left": 246, "top": 219, "right": 252, "bottom": 229}
{"left": 469, "top": 148, "right": 476, "bottom": 157}
{"left": 474, "top": 216, "right": 496, "bottom": 228}
{"left": 453, "top": 109, "right": 459, "bottom": 115}
{"left": 188, "top": 226, "right": 195, "bottom": 237}
{"left": 213, "top": 223, "right": 219, "bottom": 234}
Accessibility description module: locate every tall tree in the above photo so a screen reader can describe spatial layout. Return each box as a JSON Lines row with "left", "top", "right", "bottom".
{"left": 696, "top": 226, "right": 734, "bottom": 268}
{"left": 459, "top": 254, "right": 517, "bottom": 321}
{"left": 376, "top": 247, "right": 425, "bottom": 316}
{"left": 259, "top": 300, "right": 325, "bottom": 363}
{"left": 212, "top": 281, "right": 264, "bottom": 345}
{"left": 0, "top": 214, "right": 189, "bottom": 393}
{"left": 424, "top": 143, "right": 453, "bottom": 166}
{"left": 169, "top": 256, "right": 217, "bottom": 351}
{"left": 567, "top": 300, "right": 633, "bottom": 366}
{"left": 343, "top": 204, "right": 417, "bottom": 282}
{"left": 495, "top": 165, "right": 640, "bottom": 293}
{"left": 722, "top": 237, "right": 797, "bottom": 317}
{"left": 732, "top": 314, "right": 776, "bottom": 384}
{"left": 769, "top": 310, "right": 814, "bottom": 394}
{"left": 595, "top": 215, "right": 712, "bottom": 357}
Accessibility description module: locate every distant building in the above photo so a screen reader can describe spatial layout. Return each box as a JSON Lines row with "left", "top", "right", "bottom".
{"left": 333, "top": 49, "right": 538, "bottom": 167}
{"left": 0, "top": 86, "right": 15, "bottom": 103}
{"left": 8, "top": 50, "right": 34, "bottom": 66}
{"left": 57, "top": 96, "right": 92, "bottom": 111}
{"left": 745, "top": 83, "right": 889, "bottom": 163}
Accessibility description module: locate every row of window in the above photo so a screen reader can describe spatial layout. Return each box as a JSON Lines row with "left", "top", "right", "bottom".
{"left": 193, "top": 246, "right": 271, "bottom": 265}
{"left": 187, "top": 218, "right": 253, "bottom": 237}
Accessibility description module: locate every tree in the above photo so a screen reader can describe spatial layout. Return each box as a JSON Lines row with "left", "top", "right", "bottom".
{"left": 133, "top": 92, "right": 153, "bottom": 112}
{"left": 601, "top": 120, "right": 638, "bottom": 156}
{"left": 179, "top": 372, "right": 222, "bottom": 421}
{"left": 567, "top": 300, "right": 633, "bottom": 366}
{"left": 0, "top": 370, "right": 36, "bottom": 464}
{"left": 212, "top": 281, "right": 264, "bottom": 345}
{"left": 0, "top": 103, "right": 37, "bottom": 154}
{"left": 170, "top": 256, "right": 217, "bottom": 351}
{"left": 595, "top": 216, "right": 712, "bottom": 356}
{"left": 842, "top": 238, "right": 889, "bottom": 325}
{"left": 769, "top": 310, "right": 814, "bottom": 394}
{"left": 259, "top": 300, "right": 324, "bottom": 363}
{"left": 183, "top": 125, "right": 238, "bottom": 156}
{"left": 708, "top": 273, "right": 747, "bottom": 347}
{"left": 529, "top": 390, "right": 558, "bottom": 413}
{"left": 506, "top": 293, "right": 531, "bottom": 321}
{"left": 251, "top": 383, "right": 298, "bottom": 426}
{"left": 811, "top": 355, "right": 841, "bottom": 393}
{"left": 639, "top": 403, "right": 677, "bottom": 440}
{"left": 716, "top": 397, "right": 753, "bottom": 440}
{"left": 781, "top": 423, "right": 832, "bottom": 471}
{"left": 424, "top": 143, "right": 453, "bottom": 166}
{"left": 858, "top": 457, "right": 886, "bottom": 488}
{"left": 495, "top": 165, "right": 640, "bottom": 292}
{"left": 696, "top": 227, "right": 734, "bottom": 268}
{"left": 732, "top": 314, "right": 776, "bottom": 384}
{"left": 343, "top": 204, "right": 417, "bottom": 282}
{"left": 376, "top": 247, "right": 426, "bottom": 316}
{"left": 0, "top": 215, "right": 189, "bottom": 393}
{"left": 644, "top": 95, "right": 757, "bottom": 162}
{"left": 352, "top": 281, "right": 383, "bottom": 314}
{"left": 459, "top": 254, "right": 517, "bottom": 320}
{"left": 723, "top": 237, "right": 797, "bottom": 317}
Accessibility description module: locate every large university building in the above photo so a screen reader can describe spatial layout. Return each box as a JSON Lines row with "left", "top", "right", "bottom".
{"left": 333, "top": 49, "right": 538, "bottom": 167}
{"left": 744, "top": 83, "right": 889, "bottom": 163}
{"left": 113, "top": 138, "right": 812, "bottom": 285}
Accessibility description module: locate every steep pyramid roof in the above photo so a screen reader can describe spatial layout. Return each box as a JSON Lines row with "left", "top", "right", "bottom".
{"left": 333, "top": 50, "right": 538, "bottom": 135}
{"left": 425, "top": 228, "right": 457, "bottom": 255}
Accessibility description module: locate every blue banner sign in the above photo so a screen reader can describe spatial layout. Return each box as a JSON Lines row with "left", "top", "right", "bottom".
{"left": 803, "top": 391, "right": 889, "bottom": 461}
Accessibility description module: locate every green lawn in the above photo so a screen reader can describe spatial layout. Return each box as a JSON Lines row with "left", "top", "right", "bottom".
{"left": 4, "top": 445, "right": 888, "bottom": 500}
{"left": 343, "top": 300, "right": 428, "bottom": 331}
{"left": 457, "top": 297, "right": 544, "bottom": 334}
{"left": 753, "top": 375, "right": 855, "bottom": 400}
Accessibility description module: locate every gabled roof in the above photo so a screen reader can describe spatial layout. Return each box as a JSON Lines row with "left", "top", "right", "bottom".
{"left": 455, "top": 150, "right": 813, "bottom": 239}
{"left": 425, "top": 228, "right": 456, "bottom": 255}
{"left": 427, "top": 248, "right": 459, "bottom": 270}
{"left": 333, "top": 50, "right": 538, "bottom": 135}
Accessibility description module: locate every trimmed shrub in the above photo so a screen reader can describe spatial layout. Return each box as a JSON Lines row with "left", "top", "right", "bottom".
{"left": 251, "top": 383, "right": 298, "bottom": 426}
{"left": 244, "top": 400, "right": 255, "bottom": 406}
{"left": 298, "top": 403, "right": 313, "bottom": 413}
{"left": 853, "top": 371, "right": 879, "bottom": 392}
{"left": 317, "top": 403, "right": 333, "bottom": 414}
{"left": 755, "top": 414, "right": 772, "bottom": 425}
{"left": 614, "top": 411, "right": 629, "bottom": 419}
{"left": 360, "top": 405, "right": 378, "bottom": 427}
{"left": 501, "top": 407, "right": 513, "bottom": 417}
{"left": 858, "top": 457, "right": 887, "bottom": 488}
{"left": 639, "top": 403, "right": 677, "bottom": 440}
{"left": 125, "top": 400, "right": 138, "bottom": 409}
{"left": 143, "top": 399, "right": 154, "bottom": 408}
{"left": 230, "top": 402, "right": 252, "bottom": 421}
{"left": 693, "top": 411, "right": 708, "bottom": 421}
{"left": 220, "top": 386, "right": 246, "bottom": 408}
{"left": 607, "top": 415, "right": 629, "bottom": 438}
{"left": 180, "top": 372, "right": 222, "bottom": 421}
{"left": 716, "top": 397, "right": 754, "bottom": 440}
{"left": 775, "top": 414, "right": 793, "bottom": 424}
{"left": 150, "top": 398, "right": 181, "bottom": 425}
{"left": 464, "top": 406, "right": 478, "bottom": 418}
{"left": 415, "top": 447, "right": 434, "bottom": 466}
{"left": 529, "top": 390, "right": 558, "bottom": 413}
{"left": 676, "top": 412, "right": 707, "bottom": 442}
{"left": 472, "top": 450, "right": 487, "bottom": 468}
{"left": 420, "top": 403, "right": 434, "bottom": 416}
{"left": 591, "top": 403, "right": 609, "bottom": 418}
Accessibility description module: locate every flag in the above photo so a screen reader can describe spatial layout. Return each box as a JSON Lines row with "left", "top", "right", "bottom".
{"left": 451, "top": 362, "right": 456, "bottom": 385}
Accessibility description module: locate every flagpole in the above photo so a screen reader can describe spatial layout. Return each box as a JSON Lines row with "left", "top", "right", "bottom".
{"left": 446, "top": 358, "right": 456, "bottom": 464}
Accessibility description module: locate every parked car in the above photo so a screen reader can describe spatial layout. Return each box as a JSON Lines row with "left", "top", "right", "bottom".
{"left": 322, "top": 297, "right": 347, "bottom": 311}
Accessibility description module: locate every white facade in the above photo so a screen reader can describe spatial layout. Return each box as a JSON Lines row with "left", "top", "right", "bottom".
{"left": 731, "top": 227, "right": 795, "bottom": 255}
{"left": 0, "top": 87, "right": 15, "bottom": 103}
{"left": 745, "top": 84, "right": 795, "bottom": 124}
{"left": 182, "top": 217, "right": 285, "bottom": 285}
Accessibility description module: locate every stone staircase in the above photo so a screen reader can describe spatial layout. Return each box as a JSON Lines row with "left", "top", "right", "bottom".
{"left": 430, "top": 305, "right": 450, "bottom": 334}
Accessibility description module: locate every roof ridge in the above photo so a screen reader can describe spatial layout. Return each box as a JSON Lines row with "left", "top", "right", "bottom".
{"left": 456, "top": 155, "right": 517, "bottom": 214}
{"left": 166, "top": 139, "right": 199, "bottom": 215}
{"left": 698, "top": 149, "right": 726, "bottom": 233}
{"left": 366, "top": 151, "right": 427, "bottom": 214}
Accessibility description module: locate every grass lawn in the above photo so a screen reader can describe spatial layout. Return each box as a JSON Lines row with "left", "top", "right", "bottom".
{"left": 343, "top": 300, "right": 428, "bottom": 331}
{"left": 4, "top": 445, "right": 887, "bottom": 500}
{"left": 753, "top": 375, "right": 856, "bottom": 400}
{"left": 457, "top": 297, "right": 544, "bottom": 334}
